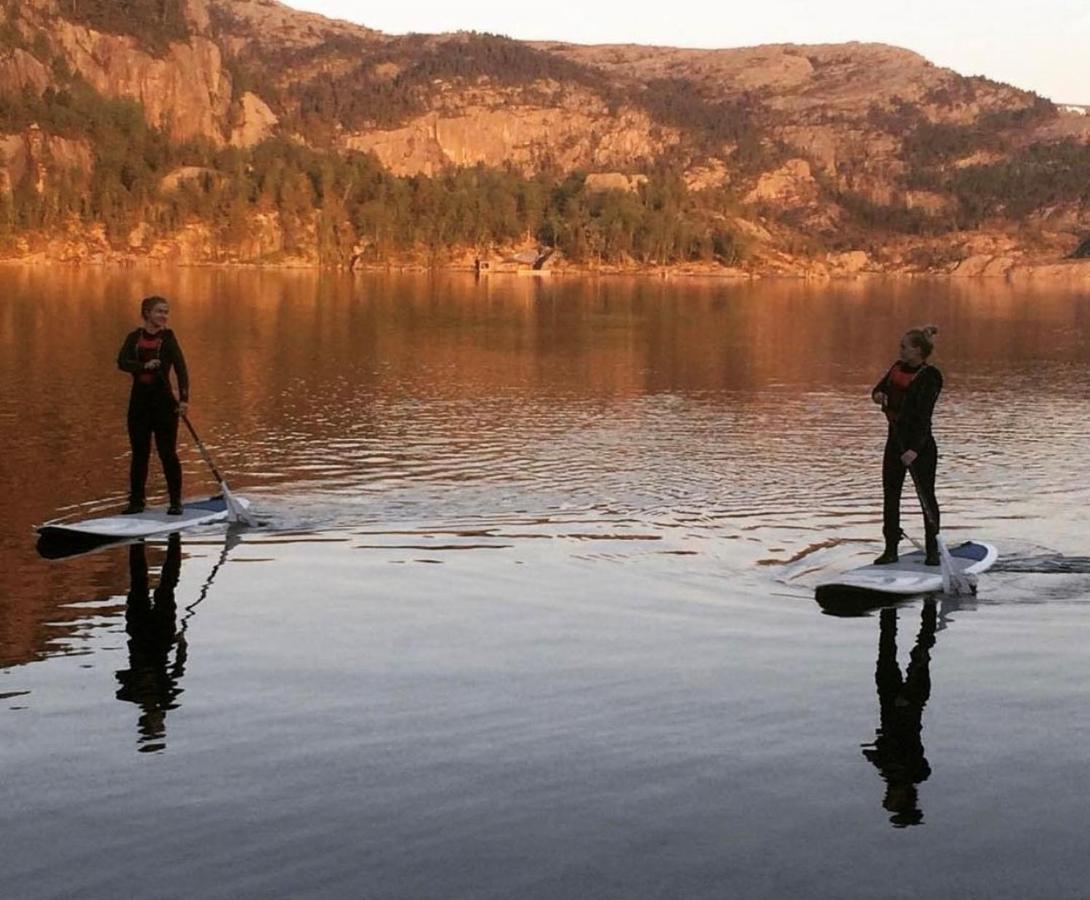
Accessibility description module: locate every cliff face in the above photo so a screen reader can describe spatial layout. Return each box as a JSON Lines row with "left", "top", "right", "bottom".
{"left": 1, "top": 0, "right": 1089, "bottom": 273}
{"left": 0, "top": 126, "right": 92, "bottom": 195}
{"left": 61, "top": 28, "right": 232, "bottom": 144}
{"left": 0, "top": 47, "right": 51, "bottom": 94}
{"left": 7, "top": 0, "right": 229, "bottom": 143}
{"left": 343, "top": 85, "right": 679, "bottom": 176}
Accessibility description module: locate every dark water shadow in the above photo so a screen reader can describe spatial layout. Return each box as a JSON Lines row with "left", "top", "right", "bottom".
{"left": 814, "top": 584, "right": 922, "bottom": 618}
{"left": 850, "top": 590, "right": 982, "bottom": 829}
{"left": 115, "top": 534, "right": 186, "bottom": 753}
{"left": 112, "top": 528, "right": 238, "bottom": 753}
{"left": 860, "top": 599, "right": 938, "bottom": 828}
{"left": 36, "top": 530, "right": 132, "bottom": 561}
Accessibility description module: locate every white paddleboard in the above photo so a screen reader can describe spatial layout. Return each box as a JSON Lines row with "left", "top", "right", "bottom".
{"left": 816, "top": 541, "right": 997, "bottom": 596}
{"left": 36, "top": 496, "right": 248, "bottom": 541}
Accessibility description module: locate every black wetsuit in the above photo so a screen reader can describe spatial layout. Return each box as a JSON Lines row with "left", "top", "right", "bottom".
{"left": 873, "top": 362, "right": 943, "bottom": 554}
{"left": 117, "top": 328, "right": 189, "bottom": 507}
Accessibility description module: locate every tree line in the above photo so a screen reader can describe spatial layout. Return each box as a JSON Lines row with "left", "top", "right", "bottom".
{"left": 58, "top": 0, "right": 189, "bottom": 51}
{"left": 2, "top": 46, "right": 1087, "bottom": 262}
{"left": 0, "top": 81, "right": 751, "bottom": 265}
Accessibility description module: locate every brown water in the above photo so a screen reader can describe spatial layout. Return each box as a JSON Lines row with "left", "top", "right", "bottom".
{"left": 2, "top": 268, "right": 1090, "bottom": 898}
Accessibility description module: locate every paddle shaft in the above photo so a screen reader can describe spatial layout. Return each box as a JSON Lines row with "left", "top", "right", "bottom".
{"left": 144, "top": 363, "right": 220, "bottom": 481}
{"left": 180, "top": 414, "right": 226, "bottom": 486}
{"left": 905, "top": 462, "right": 940, "bottom": 535}
{"left": 149, "top": 356, "right": 251, "bottom": 523}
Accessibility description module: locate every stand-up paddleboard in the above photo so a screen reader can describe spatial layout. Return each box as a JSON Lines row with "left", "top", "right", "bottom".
{"left": 815, "top": 540, "right": 997, "bottom": 612}
{"left": 36, "top": 496, "right": 247, "bottom": 546}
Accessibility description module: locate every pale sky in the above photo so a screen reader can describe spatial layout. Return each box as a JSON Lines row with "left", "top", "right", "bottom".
{"left": 284, "top": 0, "right": 1090, "bottom": 104}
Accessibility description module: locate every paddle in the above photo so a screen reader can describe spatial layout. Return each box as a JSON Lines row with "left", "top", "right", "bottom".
{"left": 180, "top": 414, "right": 256, "bottom": 525}
{"left": 904, "top": 463, "right": 972, "bottom": 595}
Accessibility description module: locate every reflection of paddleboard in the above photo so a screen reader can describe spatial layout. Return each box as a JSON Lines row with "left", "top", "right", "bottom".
{"left": 816, "top": 541, "right": 997, "bottom": 599}
{"left": 36, "top": 496, "right": 243, "bottom": 544}
{"left": 37, "top": 532, "right": 134, "bottom": 560}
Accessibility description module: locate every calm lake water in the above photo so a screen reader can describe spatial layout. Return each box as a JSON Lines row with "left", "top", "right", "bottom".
{"left": 2, "top": 267, "right": 1089, "bottom": 899}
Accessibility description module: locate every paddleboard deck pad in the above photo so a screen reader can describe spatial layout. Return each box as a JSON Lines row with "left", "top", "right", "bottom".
{"left": 816, "top": 540, "right": 997, "bottom": 600}
{"left": 37, "top": 496, "right": 245, "bottom": 544}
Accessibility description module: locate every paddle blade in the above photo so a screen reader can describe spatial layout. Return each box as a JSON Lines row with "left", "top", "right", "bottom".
{"left": 938, "top": 537, "right": 974, "bottom": 596}
{"left": 220, "top": 482, "right": 256, "bottom": 526}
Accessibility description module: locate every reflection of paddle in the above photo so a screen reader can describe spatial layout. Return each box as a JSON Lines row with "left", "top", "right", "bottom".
{"left": 180, "top": 414, "right": 255, "bottom": 526}
{"left": 905, "top": 463, "right": 972, "bottom": 595}
{"left": 179, "top": 527, "right": 242, "bottom": 634}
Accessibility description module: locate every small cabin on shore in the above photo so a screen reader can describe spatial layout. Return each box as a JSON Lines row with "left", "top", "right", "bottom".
{"left": 476, "top": 248, "right": 558, "bottom": 274}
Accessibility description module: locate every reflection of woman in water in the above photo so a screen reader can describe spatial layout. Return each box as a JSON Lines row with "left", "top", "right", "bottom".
{"left": 115, "top": 534, "right": 186, "bottom": 753}
{"left": 861, "top": 600, "right": 937, "bottom": 827}
{"left": 871, "top": 325, "right": 943, "bottom": 566}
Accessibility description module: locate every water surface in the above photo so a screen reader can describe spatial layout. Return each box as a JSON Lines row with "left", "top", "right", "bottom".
{"left": 2, "top": 268, "right": 1089, "bottom": 898}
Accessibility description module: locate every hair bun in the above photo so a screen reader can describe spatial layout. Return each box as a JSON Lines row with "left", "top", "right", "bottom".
{"left": 922, "top": 325, "right": 939, "bottom": 338}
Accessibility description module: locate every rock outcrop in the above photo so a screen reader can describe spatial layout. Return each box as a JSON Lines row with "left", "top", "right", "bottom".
{"left": 745, "top": 159, "right": 818, "bottom": 205}
{"left": 584, "top": 173, "right": 648, "bottom": 193}
{"left": 0, "top": 126, "right": 93, "bottom": 196}
{"left": 344, "top": 88, "right": 678, "bottom": 176}
{"left": 0, "top": 48, "right": 51, "bottom": 94}
{"left": 230, "top": 91, "right": 279, "bottom": 147}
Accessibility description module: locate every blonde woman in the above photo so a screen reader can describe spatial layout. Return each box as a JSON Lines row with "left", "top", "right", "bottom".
{"left": 871, "top": 326, "right": 943, "bottom": 565}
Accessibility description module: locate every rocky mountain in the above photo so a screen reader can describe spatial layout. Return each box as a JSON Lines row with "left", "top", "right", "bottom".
{"left": 1, "top": 0, "right": 1089, "bottom": 275}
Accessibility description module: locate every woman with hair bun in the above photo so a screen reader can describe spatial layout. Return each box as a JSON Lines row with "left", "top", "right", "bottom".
{"left": 116, "top": 296, "right": 189, "bottom": 515}
{"left": 871, "top": 325, "right": 943, "bottom": 565}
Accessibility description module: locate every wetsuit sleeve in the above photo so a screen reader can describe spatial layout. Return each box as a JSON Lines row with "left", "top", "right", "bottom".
{"left": 117, "top": 331, "right": 142, "bottom": 374}
{"left": 872, "top": 366, "right": 893, "bottom": 399}
{"left": 896, "top": 368, "right": 942, "bottom": 453}
{"left": 168, "top": 332, "right": 189, "bottom": 402}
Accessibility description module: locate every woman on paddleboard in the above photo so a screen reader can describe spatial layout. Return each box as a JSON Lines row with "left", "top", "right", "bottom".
{"left": 871, "top": 326, "right": 942, "bottom": 566}
{"left": 117, "top": 296, "right": 189, "bottom": 515}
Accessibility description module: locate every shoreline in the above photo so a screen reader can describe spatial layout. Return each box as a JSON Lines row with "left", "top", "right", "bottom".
{"left": 2, "top": 254, "right": 1089, "bottom": 283}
